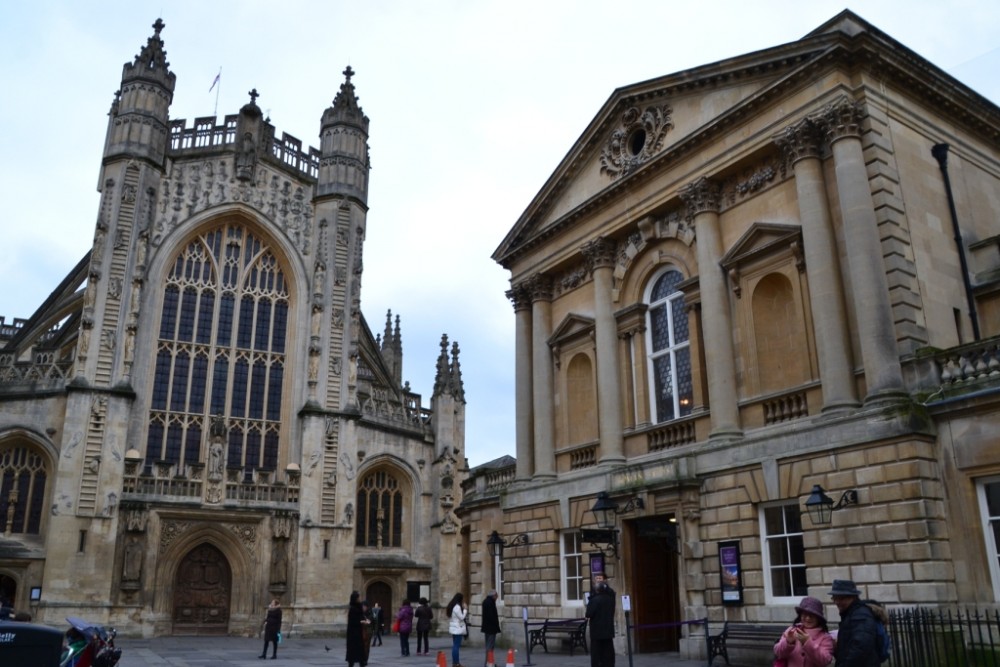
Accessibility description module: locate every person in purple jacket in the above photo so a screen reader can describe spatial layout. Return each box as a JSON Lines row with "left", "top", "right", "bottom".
{"left": 395, "top": 598, "right": 415, "bottom": 656}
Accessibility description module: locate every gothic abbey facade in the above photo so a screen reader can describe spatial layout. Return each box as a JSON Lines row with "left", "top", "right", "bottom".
{"left": 460, "top": 11, "right": 1000, "bottom": 660}
{"left": 0, "top": 20, "right": 466, "bottom": 636}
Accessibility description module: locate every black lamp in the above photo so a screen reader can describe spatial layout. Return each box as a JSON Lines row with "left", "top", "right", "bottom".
{"left": 584, "top": 492, "right": 645, "bottom": 558}
{"left": 804, "top": 484, "right": 858, "bottom": 525}
{"left": 487, "top": 530, "right": 529, "bottom": 558}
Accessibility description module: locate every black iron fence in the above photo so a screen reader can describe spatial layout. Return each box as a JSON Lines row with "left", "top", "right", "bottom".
{"left": 889, "top": 607, "right": 1000, "bottom": 667}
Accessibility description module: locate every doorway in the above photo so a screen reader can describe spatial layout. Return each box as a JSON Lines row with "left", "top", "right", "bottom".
{"left": 172, "top": 543, "right": 232, "bottom": 635}
{"left": 366, "top": 580, "right": 393, "bottom": 633}
{"left": 631, "top": 516, "right": 681, "bottom": 652}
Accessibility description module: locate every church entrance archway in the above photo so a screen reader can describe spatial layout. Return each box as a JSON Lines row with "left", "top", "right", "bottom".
{"left": 0, "top": 574, "right": 16, "bottom": 610}
{"left": 366, "top": 580, "right": 393, "bottom": 632}
{"left": 172, "top": 542, "right": 232, "bottom": 635}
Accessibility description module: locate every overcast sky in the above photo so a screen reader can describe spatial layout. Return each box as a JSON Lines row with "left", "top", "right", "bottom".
{"left": 1, "top": 1, "right": 997, "bottom": 468}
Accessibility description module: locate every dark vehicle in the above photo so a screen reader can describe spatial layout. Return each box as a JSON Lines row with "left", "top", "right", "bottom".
{"left": 60, "top": 617, "right": 121, "bottom": 667}
{"left": 0, "top": 620, "right": 64, "bottom": 666}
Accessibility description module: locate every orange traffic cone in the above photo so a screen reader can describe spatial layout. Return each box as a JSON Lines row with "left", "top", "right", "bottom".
{"left": 437, "top": 650, "right": 448, "bottom": 667}
{"left": 486, "top": 649, "right": 495, "bottom": 667}
{"left": 505, "top": 648, "right": 515, "bottom": 667}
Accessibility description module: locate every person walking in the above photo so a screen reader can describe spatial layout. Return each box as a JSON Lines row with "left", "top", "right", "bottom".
{"left": 346, "top": 591, "right": 369, "bottom": 667}
{"left": 480, "top": 589, "right": 500, "bottom": 666}
{"left": 446, "top": 593, "right": 468, "bottom": 667}
{"left": 396, "top": 598, "right": 414, "bottom": 656}
{"left": 773, "top": 596, "right": 835, "bottom": 667}
{"left": 370, "top": 601, "right": 384, "bottom": 646}
{"left": 259, "top": 598, "right": 282, "bottom": 660}
{"left": 585, "top": 574, "right": 615, "bottom": 667}
{"left": 829, "top": 579, "right": 881, "bottom": 667}
{"left": 415, "top": 597, "right": 434, "bottom": 655}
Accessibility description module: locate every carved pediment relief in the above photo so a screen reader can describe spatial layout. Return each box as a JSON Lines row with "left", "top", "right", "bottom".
{"left": 600, "top": 104, "right": 674, "bottom": 179}
{"left": 548, "top": 313, "right": 596, "bottom": 348}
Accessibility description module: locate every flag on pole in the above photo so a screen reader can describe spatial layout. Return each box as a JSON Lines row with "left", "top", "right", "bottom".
{"left": 209, "top": 71, "right": 221, "bottom": 92}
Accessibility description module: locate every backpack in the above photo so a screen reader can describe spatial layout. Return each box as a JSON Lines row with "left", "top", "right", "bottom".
{"left": 864, "top": 600, "right": 892, "bottom": 663}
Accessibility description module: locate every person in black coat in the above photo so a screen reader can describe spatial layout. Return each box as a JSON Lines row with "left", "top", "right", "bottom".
{"left": 346, "top": 591, "right": 369, "bottom": 667}
{"left": 259, "top": 598, "right": 282, "bottom": 659}
{"left": 481, "top": 590, "right": 500, "bottom": 665}
{"left": 830, "top": 579, "right": 881, "bottom": 667}
{"left": 585, "top": 574, "right": 616, "bottom": 667}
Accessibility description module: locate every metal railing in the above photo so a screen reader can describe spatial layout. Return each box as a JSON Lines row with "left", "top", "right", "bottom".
{"left": 889, "top": 607, "right": 1000, "bottom": 667}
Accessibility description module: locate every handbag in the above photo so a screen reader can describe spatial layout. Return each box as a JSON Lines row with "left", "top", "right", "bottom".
{"left": 277, "top": 632, "right": 282, "bottom": 644}
{"left": 392, "top": 618, "right": 400, "bottom": 633}
{"left": 772, "top": 657, "right": 787, "bottom": 667}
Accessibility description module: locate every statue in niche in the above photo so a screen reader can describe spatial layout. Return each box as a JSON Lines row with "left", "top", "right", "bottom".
{"left": 270, "top": 540, "right": 288, "bottom": 585}
{"left": 207, "top": 415, "right": 227, "bottom": 482}
{"left": 236, "top": 132, "right": 257, "bottom": 182}
{"left": 123, "top": 536, "right": 143, "bottom": 581}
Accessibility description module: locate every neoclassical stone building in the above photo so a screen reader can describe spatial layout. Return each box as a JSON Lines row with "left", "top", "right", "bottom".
{"left": 0, "top": 20, "right": 467, "bottom": 636}
{"left": 462, "top": 10, "right": 1000, "bottom": 659}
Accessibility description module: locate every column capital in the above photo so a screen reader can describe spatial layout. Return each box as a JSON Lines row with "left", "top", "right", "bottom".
{"left": 525, "top": 273, "right": 553, "bottom": 302}
{"left": 774, "top": 119, "right": 823, "bottom": 164}
{"left": 505, "top": 284, "right": 533, "bottom": 312}
{"left": 811, "top": 97, "right": 867, "bottom": 144}
{"left": 581, "top": 236, "right": 617, "bottom": 272}
{"left": 679, "top": 176, "right": 721, "bottom": 215}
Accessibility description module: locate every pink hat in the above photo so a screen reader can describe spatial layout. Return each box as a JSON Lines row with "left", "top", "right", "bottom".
{"left": 795, "top": 596, "right": 826, "bottom": 622}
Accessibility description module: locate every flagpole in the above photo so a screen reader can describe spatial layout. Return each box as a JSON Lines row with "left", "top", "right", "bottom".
{"left": 212, "top": 67, "right": 222, "bottom": 118}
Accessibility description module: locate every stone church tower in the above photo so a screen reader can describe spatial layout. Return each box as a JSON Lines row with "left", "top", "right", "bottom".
{"left": 0, "top": 19, "right": 466, "bottom": 636}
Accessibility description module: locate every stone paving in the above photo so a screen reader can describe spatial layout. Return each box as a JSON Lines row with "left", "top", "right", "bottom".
{"left": 117, "top": 635, "right": 710, "bottom": 667}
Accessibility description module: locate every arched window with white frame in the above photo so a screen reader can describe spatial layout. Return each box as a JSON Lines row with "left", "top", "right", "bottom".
{"left": 644, "top": 268, "right": 693, "bottom": 423}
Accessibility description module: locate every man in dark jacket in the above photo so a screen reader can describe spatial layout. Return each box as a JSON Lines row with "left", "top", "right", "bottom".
{"left": 830, "top": 579, "right": 881, "bottom": 667}
{"left": 585, "top": 574, "right": 615, "bottom": 667}
{"left": 481, "top": 589, "right": 500, "bottom": 666}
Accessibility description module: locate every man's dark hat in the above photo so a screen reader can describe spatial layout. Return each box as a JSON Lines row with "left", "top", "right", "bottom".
{"left": 828, "top": 579, "right": 862, "bottom": 596}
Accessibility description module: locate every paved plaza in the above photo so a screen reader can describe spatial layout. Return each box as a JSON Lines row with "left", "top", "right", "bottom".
{"left": 117, "top": 635, "right": 709, "bottom": 667}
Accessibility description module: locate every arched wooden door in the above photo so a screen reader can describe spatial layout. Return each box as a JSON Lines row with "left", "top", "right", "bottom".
{"left": 366, "top": 580, "right": 393, "bottom": 628}
{"left": 172, "top": 543, "right": 232, "bottom": 635}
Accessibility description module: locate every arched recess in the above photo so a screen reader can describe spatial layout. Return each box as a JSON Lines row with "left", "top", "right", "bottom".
{"left": 0, "top": 429, "right": 58, "bottom": 537}
{"left": 152, "top": 521, "right": 258, "bottom": 634}
{"left": 566, "top": 353, "right": 598, "bottom": 445}
{"left": 751, "top": 273, "right": 810, "bottom": 394}
{"left": 354, "top": 457, "right": 418, "bottom": 552}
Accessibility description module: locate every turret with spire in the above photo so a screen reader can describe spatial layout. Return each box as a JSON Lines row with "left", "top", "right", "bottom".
{"left": 317, "top": 66, "right": 370, "bottom": 203}
{"left": 103, "top": 18, "right": 176, "bottom": 166}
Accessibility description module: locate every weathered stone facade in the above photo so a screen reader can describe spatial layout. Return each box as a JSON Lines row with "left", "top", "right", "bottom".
{"left": 0, "top": 20, "right": 466, "bottom": 637}
{"left": 462, "top": 11, "right": 1000, "bottom": 661}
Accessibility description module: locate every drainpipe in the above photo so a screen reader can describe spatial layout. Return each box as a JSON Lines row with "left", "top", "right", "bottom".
{"left": 931, "top": 143, "right": 980, "bottom": 341}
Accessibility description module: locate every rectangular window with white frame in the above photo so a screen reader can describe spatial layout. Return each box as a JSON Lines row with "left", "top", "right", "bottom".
{"left": 493, "top": 550, "right": 504, "bottom": 603}
{"left": 977, "top": 477, "right": 1000, "bottom": 601}
{"left": 561, "top": 531, "right": 585, "bottom": 605}
{"left": 760, "top": 502, "right": 807, "bottom": 604}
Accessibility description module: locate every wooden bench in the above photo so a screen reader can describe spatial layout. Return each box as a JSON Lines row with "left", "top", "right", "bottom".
{"left": 528, "top": 618, "right": 589, "bottom": 655}
{"left": 708, "top": 621, "right": 785, "bottom": 666}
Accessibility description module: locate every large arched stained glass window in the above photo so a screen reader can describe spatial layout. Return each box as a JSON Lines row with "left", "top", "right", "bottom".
{"left": 147, "top": 223, "right": 289, "bottom": 473}
{"left": 356, "top": 470, "right": 404, "bottom": 548}
{"left": 645, "top": 269, "right": 693, "bottom": 423}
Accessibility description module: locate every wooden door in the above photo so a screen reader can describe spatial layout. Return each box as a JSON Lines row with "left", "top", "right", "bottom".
{"left": 631, "top": 516, "right": 681, "bottom": 652}
{"left": 172, "top": 543, "right": 232, "bottom": 635}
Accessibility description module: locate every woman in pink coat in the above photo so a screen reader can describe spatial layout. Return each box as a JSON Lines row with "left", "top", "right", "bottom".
{"left": 773, "top": 596, "right": 835, "bottom": 667}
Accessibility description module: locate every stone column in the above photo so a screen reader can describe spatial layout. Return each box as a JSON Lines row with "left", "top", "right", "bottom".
{"left": 506, "top": 284, "right": 535, "bottom": 482}
{"left": 527, "top": 274, "right": 556, "bottom": 479}
{"left": 582, "top": 237, "right": 625, "bottom": 465}
{"left": 679, "top": 177, "right": 742, "bottom": 439}
{"left": 813, "top": 98, "right": 904, "bottom": 402}
{"left": 775, "top": 119, "right": 859, "bottom": 411}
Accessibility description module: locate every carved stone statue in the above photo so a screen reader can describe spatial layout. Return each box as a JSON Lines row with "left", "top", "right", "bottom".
{"left": 270, "top": 540, "right": 288, "bottom": 585}
{"left": 123, "top": 536, "right": 143, "bottom": 581}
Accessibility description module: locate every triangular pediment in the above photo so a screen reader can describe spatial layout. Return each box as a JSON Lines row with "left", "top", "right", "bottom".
{"left": 548, "top": 313, "right": 595, "bottom": 348}
{"left": 493, "top": 10, "right": 1000, "bottom": 271}
{"left": 720, "top": 222, "right": 803, "bottom": 270}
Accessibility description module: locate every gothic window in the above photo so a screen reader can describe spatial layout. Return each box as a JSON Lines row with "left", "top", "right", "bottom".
{"left": 147, "top": 223, "right": 289, "bottom": 472}
{"left": 356, "top": 469, "right": 404, "bottom": 548}
{"left": 645, "top": 269, "right": 693, "bottom": 423}
{"left": 0, "top": 444, "right": 47, "bottom": 535}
